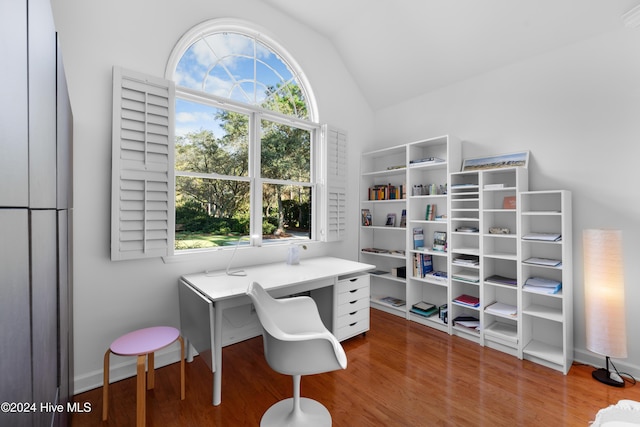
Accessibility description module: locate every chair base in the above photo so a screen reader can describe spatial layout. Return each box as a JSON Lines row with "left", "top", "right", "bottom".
{"left": 261, "top": 397, "right": 331, "bottom": 427}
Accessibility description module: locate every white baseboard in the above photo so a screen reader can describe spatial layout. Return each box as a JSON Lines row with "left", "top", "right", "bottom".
{"left": 573, "top": 349, "right": 640, "bottom": 380}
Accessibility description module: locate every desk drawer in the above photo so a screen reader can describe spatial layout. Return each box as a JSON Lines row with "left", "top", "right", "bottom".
{"left": 337, "top": 274, "right": 369, "bottom": 293}
{"left": 337, "top": 305, "right": 368, "bottom": 328}
{"left": 337, "top": 284, "right": 370, "bottom": 305}
{"left": 336, "top": 296, "right": 369, "bottom": 317}
{"left": 336, "top": 312, "right": 370, "bottom": 340}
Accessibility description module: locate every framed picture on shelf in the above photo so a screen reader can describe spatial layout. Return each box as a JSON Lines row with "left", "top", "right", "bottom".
{"left": 461, "top": 151, "right": 529, "bottom": 171}
{"left": 361, "top": 209, "right": 372, "bottom": 226}
{"left": 385, "top": 213, "right": 396, "bottom": 227}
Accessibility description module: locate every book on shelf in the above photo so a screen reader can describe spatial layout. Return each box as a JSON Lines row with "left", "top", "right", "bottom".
{"left": 425, "top": 270, "right": 447, "bottom": 282}
{"left": 523, "top": 257, "right": 562, "bottom": 267}
{"left": 409, "top": 157, "right": 445, "bottom": 166}
{"left": 391, "top": 266, "right": 407, "bottom": 278}
{"left": 380, "top": 296, "right": 406, "bottom": 307}
{"left": 522, "top": 232, "right": 562, "bottom": 242}
{"left": 413, "top": 227, "right": 425, "bottom": 250}
{"left": 362, "top": 247, "right": 404, "bottom": 255}
{"left": 410, "top": 301, "right": 439, "bottom": 318}
{"left": 425, "top": 204, "right": 436, "bottom": 221}
{"left": 524, "top": 276, "right": 562, "bottom": 294}
{"left": 433, "top": 231, "right": 447, "bottom": 252}
{"left": 502, "top": 196, "right": 516, "bottom": 209}
{"left": 400, "top": 209, "right": 407, "bottom": 227}
{"left": 484, "top": 301, "right": 517, "bottom": 318}
{"left": 361, "top": 209, "right": 372, "bottom": 226}
{"left": 368, "top": 183, "right": 405, "bottom": 200}
{"left": 452, "top": 254, "right": 479, "bottom": 266}
{"left": 452, "top": 269, "right": 480, "bottom": 283}
{"left": 453, "top": 315, "right": 480, "bottom": 330}
{"left": 455, "top": 226, "right": 479, "bottom": 233}
{"left": 412, "top": 253, "right": 433, "bottom": 278}
{"left": 453, "top": 294, "right": 480, "bottom": 307}
{"left": 484, "top": 275, "right": 517, "bottom": 286}
{"left": 484, "top": 183, "right": 505, "bottom": 189}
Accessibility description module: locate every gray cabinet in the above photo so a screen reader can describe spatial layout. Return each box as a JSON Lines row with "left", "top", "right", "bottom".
{"left": 0, "top": 0, "right": 74, "bottom": 426}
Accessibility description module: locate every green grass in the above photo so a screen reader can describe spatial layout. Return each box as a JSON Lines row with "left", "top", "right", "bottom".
{"left": 175, "top": 232, "right": 241, "bottom": 250}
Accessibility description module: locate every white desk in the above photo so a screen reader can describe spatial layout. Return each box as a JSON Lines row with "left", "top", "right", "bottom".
{"left": 178, "top": 256, "right": 374, "bottom": 405}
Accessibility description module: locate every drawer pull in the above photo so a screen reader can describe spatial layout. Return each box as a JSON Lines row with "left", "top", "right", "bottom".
{"left": 350, "top": 278, "right": 358, "bottom": 282}
{"left": 350, "top": 311, "right": 357, "bottom": 315}
{"left": 350, "top": 322, "right": 358, "bottom": 327}
{"left": 349, "top": 300, "right": 357, "bottom": 304}
{"left": 349, "top": 289, "right": 358, "bottom": 293}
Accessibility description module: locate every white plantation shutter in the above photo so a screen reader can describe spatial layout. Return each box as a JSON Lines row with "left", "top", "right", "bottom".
{"left": 111, "top": 67, "right": 175, "bottom": 260}
{"left": 322, "top": 125, "right": 347, "bottom": 242}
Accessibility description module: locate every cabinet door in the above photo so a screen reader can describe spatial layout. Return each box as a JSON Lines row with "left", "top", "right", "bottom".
{"left": 0, "top": 0, "right": 29, "bottom": 207}
{"left": 28, "top": 0, "right": 58, "bottom": 209}
{"left": 31, "top": 210, "right": 58, "bottom": 427}
{"left": 0, "top": 210, "right": 32, "bottom": 427}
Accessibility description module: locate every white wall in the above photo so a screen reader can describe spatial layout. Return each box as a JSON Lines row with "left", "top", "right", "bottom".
{"left": 50, "top": 0, "right": 373, "bottom": 392}
{"left": 372, "top": 28, "right": 640, "bottom": 375}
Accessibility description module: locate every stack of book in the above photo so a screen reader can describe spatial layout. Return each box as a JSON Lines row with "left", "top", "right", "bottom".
{"left": 452, "top": 254, "right": 479, "bottom": 266}
{"left": 523, "top": 257, "right": 562, "bottom": 267}
{"left": 524, "top": 276, "right": 562, "bottom": 294}
{"left": 453, "top": 315, "right": 480, "bottom": 332}
{"left": 484, "top": 275, "right": 517, "bottom": 287}
{"left": 410, "top": 301, "right": 439, "bottom": 318}
{"left": 453, "top": 294, "right": 480, "bottom": 308}
{"left": 484, "top": 301, "right": 517, "bottom": 318}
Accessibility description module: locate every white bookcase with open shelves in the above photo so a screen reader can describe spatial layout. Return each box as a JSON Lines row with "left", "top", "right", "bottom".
{"left": 359, "top": 144, "right": 573, "bottom": 374}
{"left": 359, "top": 144, "right": 408, "bottom": 317}
{"left": 405, "top": 136, "right": 460, "bottom": 333}
{"left": 519, "top": 190, "right": 572, "bottom": 374}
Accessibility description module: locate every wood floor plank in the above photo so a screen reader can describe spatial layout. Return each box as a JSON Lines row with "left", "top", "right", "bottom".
{"left": 73, "top": 308, "right": 640, "bottom": 426}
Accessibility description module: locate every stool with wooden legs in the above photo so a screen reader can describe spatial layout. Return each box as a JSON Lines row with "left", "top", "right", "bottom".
{"left": 103, "top": 326, "right": 185, "bottom": 426}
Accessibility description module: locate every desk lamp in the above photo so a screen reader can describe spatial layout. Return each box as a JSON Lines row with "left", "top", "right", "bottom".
{"left": 583, "top": 229, "right": 627, "bottom": 387}
{"left": 226, "top": 234, "right": 259, "bottom": 276}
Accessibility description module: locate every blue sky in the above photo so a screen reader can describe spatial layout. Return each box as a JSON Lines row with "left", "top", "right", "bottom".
{"left": 174, "top": 32, "right": 297, "bottom": 138}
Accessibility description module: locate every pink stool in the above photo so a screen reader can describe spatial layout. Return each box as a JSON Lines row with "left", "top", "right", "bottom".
{"left": 102, "top": 326, "right": 185, "bottom": 426}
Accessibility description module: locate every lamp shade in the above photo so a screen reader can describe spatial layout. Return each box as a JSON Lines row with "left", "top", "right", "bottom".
{"left": 583, "top": 229, "right": 627, "bottom": 358}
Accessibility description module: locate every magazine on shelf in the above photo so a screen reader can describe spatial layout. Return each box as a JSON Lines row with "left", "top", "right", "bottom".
{"left": 433, "top": 231, "right": 447, "bottom": 252}
{"left": 380, "top": 296, "right": 406, "bottom": 307}
{"left": 523, "top": 257, "right": 562, "bottom": 267}
{"left": 522, "top": 232, "right": 562, "bottom": 241}
{"left": 484, "top": 275, "right": 517, "bottom": 286}
{"left": 361, "top": 209, "right": 372, "bottom": 226}
{"left": 413, "top": 227, "right": 425, "bottom": 250}
{"left": 453, "top": 294, "right": 480, "bottom": 307}
{"left": 484, "top": 301, "right": 517, "bottom": 318}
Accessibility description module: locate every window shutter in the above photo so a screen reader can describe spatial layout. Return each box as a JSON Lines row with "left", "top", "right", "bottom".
{"left": 111, "top": 67, "right": 175, "bottom": 260}
{"left": 322, "top": 125, "right": 347, "bottom": 242}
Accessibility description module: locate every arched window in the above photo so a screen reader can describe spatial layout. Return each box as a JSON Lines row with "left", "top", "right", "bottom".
{"left": 166, "top": 19, "right": 320, "bottom": 251}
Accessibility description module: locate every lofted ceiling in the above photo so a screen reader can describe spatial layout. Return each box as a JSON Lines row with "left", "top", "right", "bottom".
{"left": 263, "top": 0, "right": 639, "bottom": 110}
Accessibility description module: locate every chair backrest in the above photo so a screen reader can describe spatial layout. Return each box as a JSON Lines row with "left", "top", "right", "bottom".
{"left": 246, "top": 282, "right": 347, "bottom": 375}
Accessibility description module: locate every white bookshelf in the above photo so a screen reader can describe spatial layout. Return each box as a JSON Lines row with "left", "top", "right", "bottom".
{"left": 519, "top": 190, "right": 572, "bottom": 374}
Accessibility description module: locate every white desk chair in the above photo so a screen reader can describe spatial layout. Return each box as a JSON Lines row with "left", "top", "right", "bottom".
{"left": 246, "top": 282, "right": 347, "bottom": 427}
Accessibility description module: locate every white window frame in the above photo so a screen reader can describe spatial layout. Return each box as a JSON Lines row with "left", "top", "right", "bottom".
{"left": 111, "top": 20, "right": 345, "bottom": 261}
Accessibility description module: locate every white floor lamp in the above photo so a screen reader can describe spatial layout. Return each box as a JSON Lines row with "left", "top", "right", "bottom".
{"left": 583, "top": 229, "right": 627, "bottom": 387}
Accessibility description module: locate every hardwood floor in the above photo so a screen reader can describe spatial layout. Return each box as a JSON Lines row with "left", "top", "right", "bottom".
{"left": 73, "top": 309, "right": 639, "bottom": 426}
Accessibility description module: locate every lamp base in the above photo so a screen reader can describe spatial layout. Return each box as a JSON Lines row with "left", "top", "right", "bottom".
{"left": 592, "top": 368, "right": 625, "bottom": 387}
